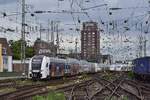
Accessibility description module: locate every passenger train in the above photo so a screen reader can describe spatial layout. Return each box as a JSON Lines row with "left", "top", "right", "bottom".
{"left": 28, "top": 55, "right": 100, "bottom": 79}
{"left": 28, "top": 55, "right": 131, "bottom": 79}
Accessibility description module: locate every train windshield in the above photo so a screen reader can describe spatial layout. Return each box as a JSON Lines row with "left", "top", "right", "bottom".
{"left": 32, "top": 58, "right": 43, "bottom": 70}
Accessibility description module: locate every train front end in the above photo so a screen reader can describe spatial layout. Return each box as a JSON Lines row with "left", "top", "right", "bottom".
{"left": 28, "top": 55, "right": 49, "bottom": 79}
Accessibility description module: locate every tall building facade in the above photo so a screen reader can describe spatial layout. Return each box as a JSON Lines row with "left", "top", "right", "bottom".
{"left": 81, "top": 22, "right": 100, "bottom": 62}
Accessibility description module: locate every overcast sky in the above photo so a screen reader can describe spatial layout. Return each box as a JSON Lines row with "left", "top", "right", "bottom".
{"left": 0, "top": 0, "right": 149, "bottom": 61}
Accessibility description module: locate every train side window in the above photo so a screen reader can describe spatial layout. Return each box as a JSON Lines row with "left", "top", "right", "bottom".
{"left": 46, "top": 63, "right": 48, "bottom": 67}
{"left": 140, "top": 64, "right": 144, "bottom": 67}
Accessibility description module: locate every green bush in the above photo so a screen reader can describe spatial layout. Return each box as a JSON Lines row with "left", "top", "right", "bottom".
{"left": 128, "top": 71, "right": 134, "bottom": 79}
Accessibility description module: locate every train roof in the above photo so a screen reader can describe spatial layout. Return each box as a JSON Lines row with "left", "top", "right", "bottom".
{"left": 66, "top": 58, "right": 79, "bottom": 63}
{"left": 134, "top": 56, "right": 150, "bottom": 61}
{"left": 32, "top": 55, "right": 45, "bottom": 59}
{"left": 50, "top": 57, "right": 66, "bottom": 63}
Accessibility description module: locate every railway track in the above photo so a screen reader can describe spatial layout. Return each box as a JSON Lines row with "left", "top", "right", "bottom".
{"left": 0, "top": 72, "right": 150, "bottom": 100}
{"left": 0, "top": 79, "right": 16, "bottom": 89}
{"left": 0, "top": 84, "right": 49, "bottom": 100}
{"left": 0, "top": 74, "right": 93, "bottom": 100}
{"left": 57, "top": 73, "right": 150, "bottom": 100}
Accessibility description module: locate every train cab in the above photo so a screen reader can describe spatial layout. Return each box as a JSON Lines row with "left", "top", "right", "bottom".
{"left": 28, "top": 55, "right": 50, "bottom": 79}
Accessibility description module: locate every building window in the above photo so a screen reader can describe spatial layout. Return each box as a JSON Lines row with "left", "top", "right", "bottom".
{"left": 92, "top": 39, "right": 95, "bottom": 42}
{"left": 2, "top": 48, "right": 7, "bottom": 55}
{"left": 92, "top": 46, "right": 95, "bottom": 49}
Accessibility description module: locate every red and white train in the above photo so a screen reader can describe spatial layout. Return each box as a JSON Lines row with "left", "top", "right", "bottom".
{"left": 28, "top": 55, "right": 102, "bottom": 79}
{"left": 28, "top": 55, "right": 131, "bottom": 80}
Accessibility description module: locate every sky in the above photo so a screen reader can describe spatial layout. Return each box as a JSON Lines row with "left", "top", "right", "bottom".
{"left": 0, "top": 0, "right": 149, "bottom": 61}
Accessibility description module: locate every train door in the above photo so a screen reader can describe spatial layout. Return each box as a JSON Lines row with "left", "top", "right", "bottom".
{"left": 56, "top": 63, "right": 62, "bottom": 76}
{"left": 50, "top": 62, "right": 55, "bottom": 77}
{"left": 54, "top": 63, "right": 64, "bottom": 77}
{"left": 73, "top": 63, "right": 79, "bottom": 75}
{"left": 76, "top": 64, "right": 79, "bottom": 74}
{"left": 45, "top": 62, "right": 49, "bottom": 78}
{"left": 64, "top": 64, "right": 71, "bottom": 76}
{"left": 70, "top": 63, "right": 74, "bottom": 75}
{"left": 49, "top": 63, "right": 51, "bottom": 77}
{"left": 61, "top": 63, "right": 65, "bottom": 76}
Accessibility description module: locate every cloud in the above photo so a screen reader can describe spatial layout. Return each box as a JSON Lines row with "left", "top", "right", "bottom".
{"left": 0, "top": 0, "right": 17, "bottom": 5}
{"left": 0, "top": 0, "right": 149, "bottom": 59}
{"left": 104, "top": 0, "right": 119, "bottom": 6}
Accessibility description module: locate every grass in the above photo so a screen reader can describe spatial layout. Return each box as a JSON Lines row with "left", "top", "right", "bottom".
{"left": 122, "top": 96, "right": 129, "bottom": 100}
{"left": 0, "top": 72, "right": 22, "bottom": 77}
{"left": 0, "top": 88, "right": 16, "bottom": 93}
{"left": 103, "top": 72, "right": 114, "bottom": 80}
{"left": 128, "top": 71, "right": 134, "bottom": 79}
{"left": 33, "top": 91, "right": 66, "bottom": 100}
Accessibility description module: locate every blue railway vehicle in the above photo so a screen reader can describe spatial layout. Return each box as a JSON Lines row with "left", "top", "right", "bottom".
{"left": 49, "top": 57, "right": 65, "bottom": 78}
{"left": 80, "top": 60, "right": 90, "bottom": 73}
{"left": 133, "top": 57, "right": 150, "bottom": 80}
{"left": 68, "top": 58, "right": 80, "bottom": 75}
{"left": 64, "top": 61, "right": 71, "bottom": 76}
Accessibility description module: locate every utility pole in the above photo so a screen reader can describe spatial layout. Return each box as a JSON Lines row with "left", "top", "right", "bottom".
{"left": 56, "top": 23, "right": 59, "bottom": 54}
{"left": 47, "top": 19, "right": 50, "bottom": 42}
{"left": 51, "top": 21, "right": 54, "bottom": 45}
{"left": 138, "top": 35, "right": 143, "bottom": 58}
{"left": 75, "top": 38, "right": 78, "bottom": 59}
{"left": 143, "top": 0, "right": 150, "bottom": 56}
{"left": 21, "top": 0, "right": 26, "bottom": 75}
{"left": 144, "top": 37, "right": 147, "bottom": 57}
{"left": 40, "top": 24, "right": 42, "bottom": 40}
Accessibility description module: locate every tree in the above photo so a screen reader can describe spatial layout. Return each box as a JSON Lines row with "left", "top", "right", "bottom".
{"left": 26, "top": 46, "right": 34, "bottom": 58}
{"left": 10, "top": 40, "right": 21, "bottom": 60}
{"left": 9, "top": 40, "right": 34, "bottom": 60}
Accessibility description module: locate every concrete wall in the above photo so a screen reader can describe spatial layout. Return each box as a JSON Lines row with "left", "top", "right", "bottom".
{"left": 8, "top": 56, "right": 12, "bottom": 72}
{"left": 0, "top": 44, "right": 3, "bottom": 72}
{"left": 3, "top": 56, "right": 13, "bottom": 72}
{"left": 13, "top": 63, "right": 28, "bottom": 73}
{"left": 13, "top": 60, "right": 29, "bottom": 73}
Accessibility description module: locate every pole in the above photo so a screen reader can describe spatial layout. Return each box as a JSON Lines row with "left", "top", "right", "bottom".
{"left": 48, "top": 19, "right": 50, "bottom": 42}
{"left": 21, "top": 0, "right": 26, "bottom": 76}
{"left": 139, "top": 35, "right": 143, "bottom": 58}
{"left": 51, "top": 21, "right": 54, "bottom": 45}
{"left": 40, "top": 24, "right": 42, "bottom": 40}
{"left": 56, "top": 23, "right": 59, "bottom": 54}
{"left": 144, "top": 37, "right": 147, "bottom": 57}
{"left": 75, "top": 38, "right": 78, "bottom": 59}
